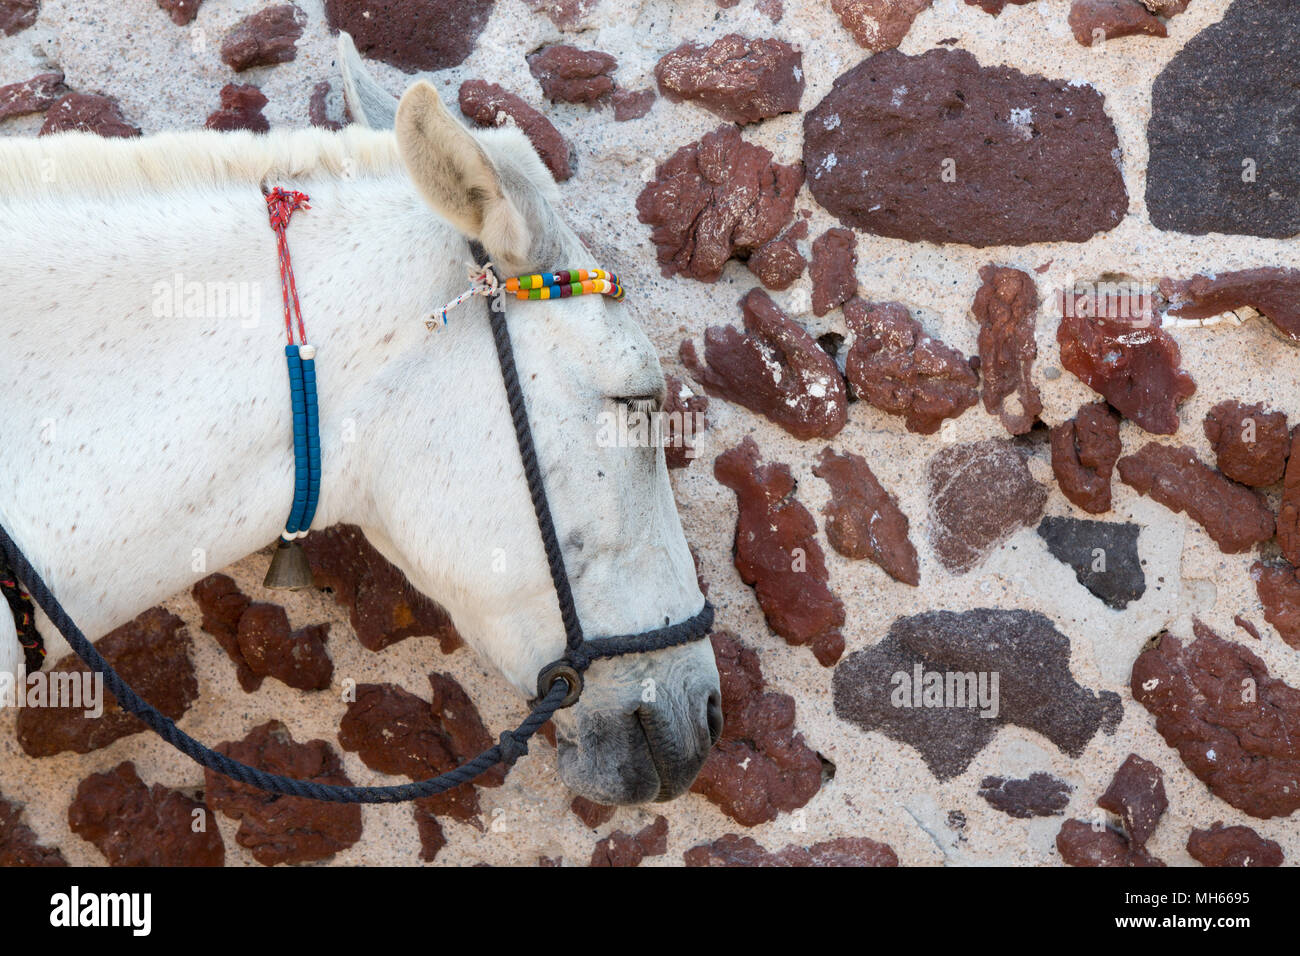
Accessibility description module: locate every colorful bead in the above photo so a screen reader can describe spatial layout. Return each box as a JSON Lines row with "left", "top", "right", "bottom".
{"left": 504, "top": 267, "right": 627, "bottom": 303}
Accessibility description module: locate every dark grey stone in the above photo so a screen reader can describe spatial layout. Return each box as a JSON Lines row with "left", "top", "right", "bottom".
{"left": 1037, "top": 516, "right": 1146, "bottom": 609}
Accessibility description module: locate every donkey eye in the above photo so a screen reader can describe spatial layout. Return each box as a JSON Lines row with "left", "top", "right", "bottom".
{"left": 615, "top": 395, "right": 661, "bottom": 415}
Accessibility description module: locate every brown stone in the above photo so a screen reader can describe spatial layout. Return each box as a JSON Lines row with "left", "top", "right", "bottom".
{"left": 1251, "top": 562, "right": 1300, "bottom": 650}
{"left": 0, "top": 72, "right": 68, "bottom": 121}
{"left": 458, "top": 80, "right": 572, "bottom": 182}
{"left": 972, "top": 265, "right": 1042, "bottom": 435}
{"left": 1056, "top": 818, "right": 1165, "bottom": 867}
{"left": 589, "top": 815, "right": 667, "bottom": 867}
{"left": 809, "top": 227, "right": 857, "bottom": 317}
{"left": 830, "top": 0, "right": 932, "bottom": 52}
{"left": 323, "top": 0, "right": 492, "bottom": 72}
{"left": 714, "top": 440, "right": 846, "bottom": 666}
{"left": 1069, "top": 0, "right": 1167, "bottom": 46}
{"left": 1203, "top": 400, "right": 1289, "bottom": 488}
{"left": 654, "top": 34, "right": 803, "bottom": 125}
{"left": 308, "top": 80, "right": 344, "bottom": 130}
{"left": 39, "top": 93, "right": 140, "bottom": 137}
{"left": 685, "top": 833, "right": 897, "bottom": 866}
{"left": 0, "top": 0, "right": 37, "bottom": 34}
{"left": 1280, "top": 430, "right": 1300, "bottom": 565}
{"left": 1162, "top": 269, "right": 1300, "bottom": 343}
{"left": 1187, "top": 822, "right": 1284, "bottom": 867}
{"left": 964, "top": 0, "right": 1035, "bottom": 12}
{"left": 681, "top": 289, "right": 847, "bottom": 440}
{"left": 1097, "top": 753, "right": 1166, "bottom": 847}
{"left": 1050, "top": 402, "right": 1122, "bottom": 513}
{"left": 570, "top": 796, "right": 615, "bottom": 829}
{"left": 662, "top": 374, "right": 708, "bottom": 470}
{"left": 610, "top": 87, "right": 654, "bottom": 121}
{"left": 747, "top": 219, "right": 807, "bottom": 291}
{"left": 236, "top": 604, "right": 333, "bottom": 692}
{"left": 157, "top": 0, "right": 202, "bottom": 25}
{"left": 527, "top": 45, "right": 617, "bottom": 104}
{"left": 205, "top": 83, "right": 270, "bottom": 133}
{"left": 0, "top": 793, "right": 66, "bottom": 866}
{"left": 1117, "top": 443, "right": 1274, "bottom": 554}
{"left": 221, "top": 4, "right": 306, "bottom": 72}
{"left": 636, "top": 124, "right": 803, "bottom": 282}
{"left": 978, "top": 773, "right": 1073, "bottom": 818}
{"left": 813, "top": 446, "right": 919, "bottom": 586}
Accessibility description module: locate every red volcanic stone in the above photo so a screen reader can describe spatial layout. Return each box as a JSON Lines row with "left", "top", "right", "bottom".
{"left": 1050, "top": 402, "right": 1122, "bottom": 513}
{"left": 303, "top": 524, "right": 462, "bottom": 654}
{"left": 157, "top": 0, "right": 202, "bottom": 25}
{"left": 927, "top": 440, "right": 1047, "bottom": 573}
{"left": 1162, "top": 269, "right": 1300, "bottom": 343}
{"left": 590, "top": 815, "right": 667, "bottom": 867}
{"left": 527, "top": 45, "right": 616, "bottom": 104}
{"left": 1069, "top": 0, "right": 1167, "bottom": 46}
{"left": 610, "top": 87, "right": 655, "bottom": 121}
{"left": 830, "top": 0, "right": 932, "bottom": 52}
{"left": 972, "top": 265, "right": 1042, "bottom": 435}
{"left": 1280, "top": 431, "right": 1300, "bottom": 565}
{"left": 803, "top": 49, "right": 1127, "bottom": 247}
{"left": 68, "top": 762, "right": 224, "bottom": 867}
{"left": 1117, "top": 443, "right": 1274, "bottom": 554}
{"left": 843, "top": 298, "right": 979, "bottom": 435}
{"left": 685, "top": 833, "right": 898, "bottom": 866}
{"left": 323, "top": 0, "right": 492, "bottom": 72}
{"left": 0, "top": 793, "right": 66, "bottom": 866}
{"left": 810, "top": 227, "right": 857, "bottom": 317}
{"left": 1097, "top": 754, "right": 1166, "bottom": 848}
{"left": 1057, "top": 818, "right": 1164, "bottom": 867}
{"left": 309, "top": 80, "right": 343, "bottom": 130}
{"left": 813, "top": 446, "right": 919, "bottom": 586}
{"left": 654, "top": 34, "right": 803, "bottom": 126}
{"left": 636, "top": 124, "right": 803, "bottom": 282}
{"left": 662, "top": 374, "right": 708, "bottom": 470}
{"left": 756, "top": 0, "right": 783, "bottom": 21}
{"left": 1187, "top": 822, "right": 1284, "bottom": 868}
{"left": 192, "top": 573, "right": 256, "bottom": 690}
{"left": 714, "top": 441, "right": 846, "bottom": 666}
{"left": 1235, "top": 615, "right": 1263, "bottom": 641}
{"left": 206, "top": 721, "right": 363, "bottom": 865}
{"left": 1203, "top": 400, "right": 1289, "bottom": 488}
{"left": 1251, "top": 562, "right": 1300, "bottom": 650}
{"left": 0, "top": 72, "right": 68, "bottom": 121}
{"left": 16, "top": 608, "right": 197, "bottom": 757}
{"left": 221, "top": 4, "right": 306, "bottom": 72}
{"left": 458, "top": 80, "right": 571, "bottom": 182}
{"left": 1057, "top": 300, "right": 1195, "bottom": 435}
{"left": 205, "top": 83, "right": 270, "bottom": 133}
{"left": 747, "top": 219, "right": 807, "bottom": 291}
{"left": 1131, "top": 622, "right": 1300, "bottom": 819}
{"left": 681, "top": 289, "right": 847, "bottom": 440}
{"left": 964, "top": 0, "right": 1035, "bottom": 12}
{"left": 978, "top": 773, "right": 1072, "bottom": 818}
{"left": 527, "top": 0, "right": 596, "bottom": 30}
{"left": 237, "top": 605, "right": 332, "bottom": 692}
{"left": 39, "top": 93, "right": 140, "bottom": 137}
{"left": 0, "top": 0, "right": 37, "bottom": 34}
{"left": 570, "top": 796, "right": 615, "bottom": 829}
{"left": 691, "top": 632, "right": 824, "bottom": 823}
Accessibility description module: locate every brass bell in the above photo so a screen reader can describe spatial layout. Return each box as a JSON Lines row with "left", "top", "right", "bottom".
{"left": 263, "top": 538, "right": 316, "bottom": 590}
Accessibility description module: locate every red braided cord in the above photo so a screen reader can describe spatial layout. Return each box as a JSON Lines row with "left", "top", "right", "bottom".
{"left": 265, "top": 188, "right": 311, "bottom": 345}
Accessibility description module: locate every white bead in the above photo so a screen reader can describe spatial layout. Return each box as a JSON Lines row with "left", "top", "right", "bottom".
{"left": 299, "top": 344, "right": 316, "bottom": 360}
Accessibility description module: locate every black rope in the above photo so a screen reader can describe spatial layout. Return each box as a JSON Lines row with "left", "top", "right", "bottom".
{"left": 0, "top": 564, "right": 45, "bottom": 673}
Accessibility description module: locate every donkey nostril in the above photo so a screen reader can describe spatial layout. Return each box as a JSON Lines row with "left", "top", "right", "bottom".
{"left": 706, "top": 691, "right": 724, "bottom": 747}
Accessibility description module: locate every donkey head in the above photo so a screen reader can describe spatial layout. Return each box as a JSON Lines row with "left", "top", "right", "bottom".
{"left": 339, "top": 36, "right": 722, "bottom": 804}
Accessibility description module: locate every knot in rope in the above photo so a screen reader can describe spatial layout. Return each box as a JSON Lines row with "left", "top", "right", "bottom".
{"left": 426, "top": 260, "right": 501, "bottom": 330}
{"left": 497, "top": 729, "right": 530, "bottom": 766}
{"left": 265, "top": 187, "right": 311, "bottom": 232}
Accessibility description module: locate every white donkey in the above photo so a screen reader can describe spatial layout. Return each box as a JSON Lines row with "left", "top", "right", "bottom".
{"left": 0, "top": 35, "right": 720, "bottom": 804}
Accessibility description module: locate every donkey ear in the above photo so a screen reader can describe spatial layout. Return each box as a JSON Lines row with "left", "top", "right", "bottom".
{"left": 394, "top": 81, "right": 531, "bottom": 269}
{"left": 337, "top": 32, "right": 397, "bottom": 130}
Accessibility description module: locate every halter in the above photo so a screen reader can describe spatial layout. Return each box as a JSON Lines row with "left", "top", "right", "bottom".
{"left": 0, "top": 189, "right": 713, "bottom": 803}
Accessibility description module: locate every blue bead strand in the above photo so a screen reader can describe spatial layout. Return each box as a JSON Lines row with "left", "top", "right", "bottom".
{"left": 283, "top": 345, "right": 309, "bottom": 538}
{"left": 300, "top": 348, "right": 322, "bottom": 531}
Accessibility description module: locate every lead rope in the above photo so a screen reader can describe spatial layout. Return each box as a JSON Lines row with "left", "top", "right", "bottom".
{"left": 0, "top": 569, "right": 43, "bottom": 672}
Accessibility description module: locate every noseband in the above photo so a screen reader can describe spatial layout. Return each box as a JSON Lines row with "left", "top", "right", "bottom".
{"left": 0, "top": 191, "right": 713, "bottom": 803}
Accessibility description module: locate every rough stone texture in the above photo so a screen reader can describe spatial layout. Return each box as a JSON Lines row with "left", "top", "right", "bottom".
{"left": 527, "top": 45, "right": 617, "bottom": 104}
{"left": 1235, "top": 615, "right": 1263, "bottom": 642}
{"left": 1069, "top": 0, "right": 1167, "bottom": 46}
{"left": 205, "top": 83, "right": 269, "bottom": 133}
{"left": 1251, "top": 562, "right": 1300, "bottom": 651}
{"left": 662, "top": 374, "right": 709, "bottom": 469}
{"left": 220, "top": 4, "right": 306, "bottom": 72}
{"left": 813, "top": 446, "right": 920, "bottom": 586}
{"left": 803, "top": 49, "right": 1127, "bottom": 246}
{"left": 1146, "top": 0, "right": 1300, "bottom": 238}
{"left": 809, "top": 227, "right": 857, "bottom": 317}
{"left": 978, "top": 773, "right": 1072, "bottom": 818}
{"left": 1202, "top": 400, "right": 1289, "bottom": 488}
{"left": 843, "top": 299, "right": 979, "bottom": 435}
{"left": 67, "top": 762, "right": 224, "bottom": 866}
{"left": 0, "top": 0, "right": 36, "bottom": 34}
{"left": 927, "top": 440, "right": 1048, "bottom": 573}
{"left": 714, "top": 440, "right": 846, "bottom": 666}
{"left": 1050, "top": 402, "right": 1122, "bottom": 513}
{"left": 1117, "top": 443, "right": 1274, "bottom": 554}
{"left": 206, "top": 721, "right": 363, "bottom": 865}
{"left": 308, "top": 80, "right": 343, "bottom": 130}
{"left": 637, "top": 124, "right": 803, "bottom": 282}
{"left": 1058, "top": 301, "right": 1196, "bottom": 435}
{"left": 830, "top": 0, "right": 932, "bottom": 52}
{"left": 747, "top": 218, "right": 807, "bottom": 291}
{"left": 1187, "top": 822, "right": 1284, "bottom": 868}
{"left": 236, "top": 604, "right": 332, "bottom": 692}
{"left": 1056, "top": 818, "right": 1165, "bottom": 867}
{"left": 1162, "top": 269, "right": 1300, "bottom": 343}
{"left": 458, "top": 80, "right": 572, "bottom": 182}
{"left": 610, "top": 87, "right": 654, "bottom": 121}
{"left": 157, "top": 0, "right": 202, "bottom": 25}
{"left": 16, "top": 608, "right": 197, "bottom": 757}
{"left": 1097, "top": 753, "right": 1166, "bottom": 848}
{"left": 833, "top": 609, "right": 1123, "bottom": 779}
{"left": 589, "top": 815, "right": 667, "bottom": 866}
{"left": 570, "top": 796, "right": 615, "bottom": 829}
{"left": 681, "top": 288, "right": 847, "bottom": 440}
{"left": 654, "top": 34, "right": 803, "bottom": 126}
{"left": 964, "top": 0, "right": 1034, "bottom": 12}
{"left": 0, "top": 72, "right": 68, "bottom": 122}
{"left": 303, "top": 524, "right": 462, "bottom": 654}
{"left": 323, "top": 0, "right": 493, "bottom": 72}
{"left": 1280, "top": 431, "right": 1300, "bottom": 566}
{"left": 39, "top": 92, "right": 140, "bottom": 137}
{"left": 685, "top": 833, "right": 898, "bottom": 866}
{"left": 1131, "top": 622, "right": 1300, "bottom": 819}
{"left": 1037, "top": 516, "right": 1146, "bottom": 610}
{"left": 972, "top": 265, "right": 1041, "bottom": 435}
{"left": 691, "top": 632, "right": 824, "bottom": 823}
{"left": 0, "top": 793, "right": 67, "bottom": 866}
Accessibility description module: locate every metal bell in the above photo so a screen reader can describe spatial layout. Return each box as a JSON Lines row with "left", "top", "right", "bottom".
{"left": 263, "top": 538, "right": 316, "bottom": 590}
